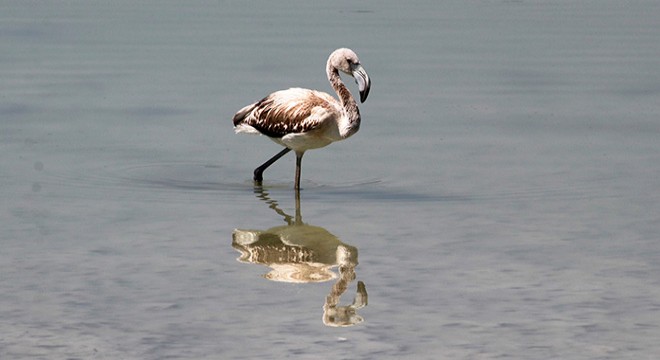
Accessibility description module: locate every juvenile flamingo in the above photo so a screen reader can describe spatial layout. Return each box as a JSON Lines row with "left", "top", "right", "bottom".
{"left": 232, "top": 48, "right": 371, "bottom": 190}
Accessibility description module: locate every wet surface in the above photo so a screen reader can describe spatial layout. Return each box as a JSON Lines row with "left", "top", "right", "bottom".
{"left": 2, "top": 1, "right": 660, "bottom": 359}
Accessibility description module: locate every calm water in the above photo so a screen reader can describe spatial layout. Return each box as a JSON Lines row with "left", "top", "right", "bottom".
{"left": 2, "top": 1, "right": 660, "bottom": 359}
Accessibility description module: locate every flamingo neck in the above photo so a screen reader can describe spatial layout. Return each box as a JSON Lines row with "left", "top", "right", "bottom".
{"left": 327, "top": 65, "right": 361, "bottom": 138}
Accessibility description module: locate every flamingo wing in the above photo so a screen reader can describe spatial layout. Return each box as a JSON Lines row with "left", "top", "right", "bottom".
{"left": 233, "top": 88, "right": 340, "bottom": 138}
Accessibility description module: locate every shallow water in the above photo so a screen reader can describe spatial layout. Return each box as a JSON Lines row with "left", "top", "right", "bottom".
{"left": 2, "top": 1, "right": 660, "bottom": 359}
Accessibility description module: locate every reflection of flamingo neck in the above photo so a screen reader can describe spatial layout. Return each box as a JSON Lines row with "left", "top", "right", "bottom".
{"left": 325, "top": 266, "right": 356, "bottom": 307}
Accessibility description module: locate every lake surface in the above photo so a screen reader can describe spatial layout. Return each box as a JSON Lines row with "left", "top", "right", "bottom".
{"left": 2, "top": 1, "right": 660, "bottom": 359}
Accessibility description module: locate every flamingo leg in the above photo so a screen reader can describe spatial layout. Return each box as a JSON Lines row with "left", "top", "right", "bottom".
{"left": 253, "top": 147, "right": 291, "bottom": 183}
{"left": 295, "top": 151, "right": 304, "bottom": 190}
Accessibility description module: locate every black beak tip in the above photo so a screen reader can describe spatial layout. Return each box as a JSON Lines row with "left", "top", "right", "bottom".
{"left": 360, "top": 89, "right": 370, "bottom": 103}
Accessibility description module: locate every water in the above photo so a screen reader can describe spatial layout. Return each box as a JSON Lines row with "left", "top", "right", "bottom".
{"left": 2, "top": 1, "right": 660, "bottom": 359}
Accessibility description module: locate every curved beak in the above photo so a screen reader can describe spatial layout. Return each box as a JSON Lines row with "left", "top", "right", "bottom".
{"left": 351, "top": 64, "right": 371, "bottom": 103}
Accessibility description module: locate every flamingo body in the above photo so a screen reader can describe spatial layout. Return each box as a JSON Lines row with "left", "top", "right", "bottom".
{"left": 234, "top": 88, "right": 349, "bottom": 152}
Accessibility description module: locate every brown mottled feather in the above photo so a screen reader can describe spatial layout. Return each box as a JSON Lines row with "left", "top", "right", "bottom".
{"left": 233, "top": 88, "right": 340, "bottom": 138}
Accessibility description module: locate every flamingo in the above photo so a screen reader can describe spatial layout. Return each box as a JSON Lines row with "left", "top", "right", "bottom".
{"left": 232, "top": 48, "right": 371, "bottom": 190}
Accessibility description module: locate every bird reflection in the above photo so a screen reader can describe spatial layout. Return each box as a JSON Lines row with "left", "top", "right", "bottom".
{"left": 232, "top": 188, "right": 368, "bottom": 327}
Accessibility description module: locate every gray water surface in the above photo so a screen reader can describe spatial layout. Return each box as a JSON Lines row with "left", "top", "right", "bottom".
{"left": 2, "top": 1, "right": 660, "bottom": 359}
